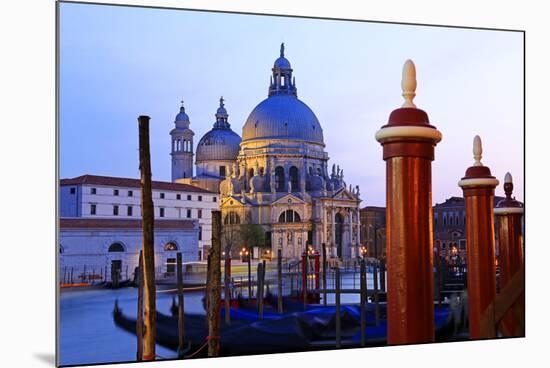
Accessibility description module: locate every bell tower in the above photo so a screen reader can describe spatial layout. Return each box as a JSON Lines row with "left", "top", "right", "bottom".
{"left": 170, "top": 100, "right": 194, "bottom": 181}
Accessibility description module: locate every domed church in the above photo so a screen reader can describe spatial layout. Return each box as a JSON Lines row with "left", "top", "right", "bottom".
{"left": 217, "top": 44, "right": 362, "bottom": 260}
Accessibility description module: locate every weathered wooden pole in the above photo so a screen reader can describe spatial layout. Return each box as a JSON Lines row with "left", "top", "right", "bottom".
{"left": 302, "top": 251, "right": 308, "bottom": 309}
{"left": 335, "top": 267, "right": 341, "bottom": 348}
{"left": 380, "top": 258, "right": 386, "bottom": 293}
{"left": 373, "top": 261, "right": 380, "bottom": 326}
{"left": 375, "top": 60, "right": 441, "bottom": 344}
{"left": 277, "top": 248, "right": 283, "bottom": 313}
{"left": 224, "top": 248, "right": 231, "bottom": 326}
{"left": 322, "top": 243, "right": 327, "bottom": 305}
{"left": 136, "top": 251, "right": 144, "bottom": 361}
{"left": 207, "top": 210, "right": 222, "bottom": 356}
{"left": 138, "top": 115, "right": 156, "bottom": 360}
{"left": 176, "top": 252, "right": 186, "bottom": 357}
{"left": 494, "top": 172, "right": 524, "bottom": 336}
{"left": 247, "top": 246, "right": 252, "bottom": 299}
{"left": 257, "top": 261, "right": 264, "bottom": 320}
{"left": 360, "top": 259, "right": 367, "bottom": 347}
{"left": 458, "top": 135, "right": 499, "bottom": 339}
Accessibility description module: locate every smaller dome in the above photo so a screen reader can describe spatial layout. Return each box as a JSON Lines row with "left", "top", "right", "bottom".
{"left": 196, "top": 129, "right": 241, "bottom": 162}
{"left": 175, "top": 106, "right": 189, "bottom": 122}
{"left": 274, "top": 56, "right": 291, "bottom": 69}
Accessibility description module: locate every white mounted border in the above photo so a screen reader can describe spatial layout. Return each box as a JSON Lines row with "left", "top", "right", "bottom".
{"left": 457, "top": 177, "right": 500, "bottom": 188}
{"left": 375, "top": 126, "right": 443, "bottom": 143}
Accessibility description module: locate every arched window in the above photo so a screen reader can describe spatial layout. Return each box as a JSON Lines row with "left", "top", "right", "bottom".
{"left": 164, "top": 242, "right": 178, "bottom": 251}
{"left": 108, "top": 242, "right": 125, "bottom": 252}
{"left": 275, "top": 166, "right": 285, "bottom": 191}
{"left": 248, "top": 168, "right": 254, "bottom": 178}
{"left": 224, "top": 211, "right": 241, "bottom": 225}
{"left": 289, "top": 166, "right": 299, "bottom": 191}
{"left": 443, "top": 216, "right": 447, "bottom": 226}
{"left": 278, "top": 210, "right": 301, "bottom": 223}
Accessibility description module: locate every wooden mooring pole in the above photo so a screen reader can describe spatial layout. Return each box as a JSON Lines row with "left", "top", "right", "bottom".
{"left": 322, "top": 243, "right": 327, "bottom": 306}
{"left": 373, "top": 261, "right": 380, "bottom": 326}
{"left": 138, "top": 115, "right": 156, "bottom": 360}
{"left": 302, "top": 252, "right": 308, "bottom": 309}
{"left": 375, "top": 60, "right": 441, "bottom": 344}
{"left": 360, "top": 259, "right": 366, "bottom": 347}
{"left": 494, "top": 172, "right": 525, "bottom": 336}
{"left": 176, "top": 252, "right": 185, "bottom": 357}
{"left": 136, "top": 251, "right": 144, "bottom": 361}
{"left": 207, "top": 211, "right": 222, "bottom": 357}
{"left": 257, "top": 261, "right": 265, "bottom": 320}
{"left": 458, "top": 136, "right": 499, "bottom": 339}
{"left": 247, "top": 247, "right": 252, "bottom": 299}
{"left": 335, "top": 267, "right": 341, "bottom": 348}
{"left": 224, "top": 248, "right": 231, "bottom": 326}
{"left": 277, "top": 249, "right": 283, "bottom": 313}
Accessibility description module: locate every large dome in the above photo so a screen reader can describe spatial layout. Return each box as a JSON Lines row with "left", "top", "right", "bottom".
{"left": 196, "top": 129, "right": 241, "bottom": 162}
{"left": 242, "top": 94, "right": 324, "bottom": 144}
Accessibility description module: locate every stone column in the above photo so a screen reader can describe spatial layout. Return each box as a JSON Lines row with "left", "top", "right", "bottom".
{"left": 375, "top": 60, "right": 442, "bottom": 344}
{"left": 458, "top": 135, "right": 499, "bottom": 339}
{"left": 494, "top": 172, "right": 524, "bottom": 336}
{"left": 331, "top": 207, "right": 336, "bottom": 257}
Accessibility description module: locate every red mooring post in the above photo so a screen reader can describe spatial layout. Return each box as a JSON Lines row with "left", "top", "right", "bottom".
{"left": 375, "top": 60, "right": 442, "bottom": 344}
{"left": 494, "top": 172, "right": 524, "bottom": 336}
{"left": 314, "top": 251, "right": 321, "bottom": 303}
{"left": 458, "top": 135, "right": 499, "bottom": 339}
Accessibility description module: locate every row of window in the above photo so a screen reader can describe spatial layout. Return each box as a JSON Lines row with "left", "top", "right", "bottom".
{"left": 90, "top": 204, "right": 203, "bottom": 219}
{"left": 434, "top": 213, "right": 465, "bottom": 227}
{"left": 69, "top": 187, "right": 216, "bottom": 202}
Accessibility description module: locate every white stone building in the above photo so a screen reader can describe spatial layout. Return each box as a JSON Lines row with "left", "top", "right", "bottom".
{"left": 60, "top": 174, "right": 219, "bottom": 260}
{"left": 59, "top": 218, "right": 197, "bottom": 283}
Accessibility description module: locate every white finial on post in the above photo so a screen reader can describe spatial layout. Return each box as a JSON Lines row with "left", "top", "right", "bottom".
{"left": 401, "top": 59, "right": 417, "bottom": 108}
{"left": 473, "top": 135, "right": 483, "bottom": 166}
{"left": 504, "top": 172, "right": 513, "bottom": 184}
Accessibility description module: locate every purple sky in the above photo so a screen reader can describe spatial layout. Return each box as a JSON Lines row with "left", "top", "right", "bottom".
{"left": 59, "top": 3, "right": 524, "bottom": 206}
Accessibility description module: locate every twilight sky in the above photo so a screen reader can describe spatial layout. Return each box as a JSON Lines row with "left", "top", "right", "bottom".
{"left": 59, "top": 2, "right": 524, "bottom": 206}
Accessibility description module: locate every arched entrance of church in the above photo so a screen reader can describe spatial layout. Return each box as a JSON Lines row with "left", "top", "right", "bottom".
{"left": 335, "top": 213, "right": 344, "bottom": 258}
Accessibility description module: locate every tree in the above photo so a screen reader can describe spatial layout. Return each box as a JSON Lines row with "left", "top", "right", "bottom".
{"left": 240, "top": 223, "right": 266, "bottom": 251}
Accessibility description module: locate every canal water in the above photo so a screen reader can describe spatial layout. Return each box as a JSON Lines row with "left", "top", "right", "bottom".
{"left": 59, "top": 271, "right": 386, "bottom": 366}
{"left": 59, "top": 287, "right": 204, "bottom": 366}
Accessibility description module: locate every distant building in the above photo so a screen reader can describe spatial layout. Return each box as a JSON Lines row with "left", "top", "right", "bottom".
{"left": 359, "top": 206, "right": 387, "bottom": 259}
{"left": 361, "top": 195, "right": 520, "bottom": 263}
{"left": 59, "top": 174, "right": 218, "bottom": 261}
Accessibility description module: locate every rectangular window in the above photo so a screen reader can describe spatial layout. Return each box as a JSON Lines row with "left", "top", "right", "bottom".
{"left": 213, "top": 197, "right": 217, "bottom": 202}
{"left": 187, "top": 209, "right": 192, "bottom": 218}
{"left": 160, "top": 208, "right": 165, "bottom": 217}
{"left": 90, "top": 204, "right": 96, "bottom": 215}
{"left": 70, "top": 187, "right": 76, "bottom": 194}
{"left": 160, "top": 193, "right": 165, "bottom": 199}
{"left": 91, "top": 188, "right": 97, "bottom": 195}
{"left": 127, "top": 206, "right": 133, "bottom": 216}
{"left": 219, "top": 165, "right": 226, "bottom": 177}
{"left": 198, "top": 209, "right": 202, "bottom": 219}
{"left": 114, "top": 189, "right": 119, "bottom": 196}
{"left": 187, "top": 194, "right": 192, "bottom": 201}
{"left": 198, "top": 226, "right": 202, "bottom": 241}
{"left": 198, "top": 195, "right": 202, "bottom": 201}
{"left": 177, "top": 194, "right": 181, "bottom": 200}
{"left": 128, "top": 190, "right": 133, "bottom": 197}
{"left": 113, "top": 205, "right": 119, "bottom": 216}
